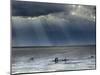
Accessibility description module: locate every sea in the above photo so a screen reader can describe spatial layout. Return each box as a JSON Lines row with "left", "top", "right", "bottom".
{"left": 12, "top": 45, "right": 96, "bottom": 74}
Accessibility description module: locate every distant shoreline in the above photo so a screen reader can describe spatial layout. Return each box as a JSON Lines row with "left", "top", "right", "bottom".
{"left": 12, "top": 44, "right": 96, "bottom": 48}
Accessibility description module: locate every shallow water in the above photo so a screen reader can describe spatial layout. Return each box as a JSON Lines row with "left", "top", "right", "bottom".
{"left": 11, "top": 45, "right": 96, "bottom": 74}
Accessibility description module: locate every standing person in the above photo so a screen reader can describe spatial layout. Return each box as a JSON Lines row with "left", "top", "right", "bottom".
{"left": 30, "top": 57, "right": 34, "bottom": 61}
{"left": 55, "top": 57, "right": 58, "bottom": 64}
{"left": 63, "top": 57, "right": 69, "bottom": 64}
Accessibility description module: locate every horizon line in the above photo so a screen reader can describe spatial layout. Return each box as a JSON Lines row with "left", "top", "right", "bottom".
{"left": 12, "top": 44, "right": 96, "bottom": 48}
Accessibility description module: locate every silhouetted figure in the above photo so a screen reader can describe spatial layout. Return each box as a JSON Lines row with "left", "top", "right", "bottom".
{"left": 30, "top": 57, "right": 34, "bottom": 61}
{"left": 54, "top": 57, "right": 58, "bottom": 64}
{"left": 62, "top": 58, "right": 69, "bottom": 64}
{"left": 90, "top": 56, "right": 94, "bottom": 58}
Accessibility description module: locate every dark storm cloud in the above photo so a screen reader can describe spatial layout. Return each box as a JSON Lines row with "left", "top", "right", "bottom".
{"left": 12, "top": 1, "right": 96, "bottom": 47}
{"left": 12, "top": 14, "right": 96, "bottom": 46}
{"left": 12, "top": 1, "right": 68, "bottom": 16}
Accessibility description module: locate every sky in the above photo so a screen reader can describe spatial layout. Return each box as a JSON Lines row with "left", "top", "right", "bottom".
{"left": 12, "top": 0, "right": 96, "bottom": 47}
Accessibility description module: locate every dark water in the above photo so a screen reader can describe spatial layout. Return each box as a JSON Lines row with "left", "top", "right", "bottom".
{"left": 12, "top": 45, "right": 96, "bottom": 74}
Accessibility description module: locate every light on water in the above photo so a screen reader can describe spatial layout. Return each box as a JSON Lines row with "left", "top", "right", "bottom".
{"left": 12, "top": 46, "right": 96, "bottom": 74}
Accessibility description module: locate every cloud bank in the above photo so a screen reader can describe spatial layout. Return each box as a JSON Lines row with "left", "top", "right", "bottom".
{"left": 12, "top": 1, "right": 96, "bottom": 47}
